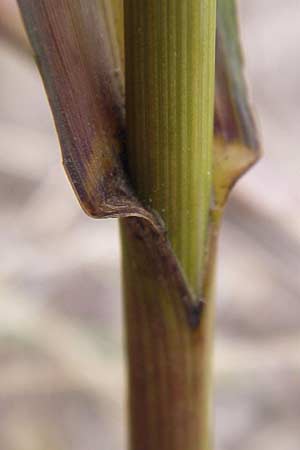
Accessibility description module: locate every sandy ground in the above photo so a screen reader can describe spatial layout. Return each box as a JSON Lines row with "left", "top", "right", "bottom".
{"left": 0, "top": 1, "right": 299, "bottom": 449}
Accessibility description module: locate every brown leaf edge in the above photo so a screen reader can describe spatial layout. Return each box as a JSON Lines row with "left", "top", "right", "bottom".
{"left": 201, "top": 0, "right": 262, "bottom": 315}
{"left": 17, "top": 0, "right": 199, "bottom": 325}
{"left": 213, "top": 0, "right": 261, "bottom": 209}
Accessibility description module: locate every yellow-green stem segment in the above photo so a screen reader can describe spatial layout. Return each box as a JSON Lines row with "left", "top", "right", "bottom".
{"left": 124, "top": 0, "right": 216, "bottom": 292}
{"left": 121, "top": 1, "right": 216, "bottom": 449}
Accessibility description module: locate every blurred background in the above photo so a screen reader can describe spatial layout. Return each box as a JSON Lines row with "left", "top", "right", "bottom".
{"left": 0, "top": 1, "right": 299, "bottom": 449}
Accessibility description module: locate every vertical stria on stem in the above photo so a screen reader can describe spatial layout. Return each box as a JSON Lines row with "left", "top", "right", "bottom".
{"left": 121, "top": 1, "right": 216, "bottom": 449}
{"left": 124, "top": 0, "right": 216, "bottom": 291}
